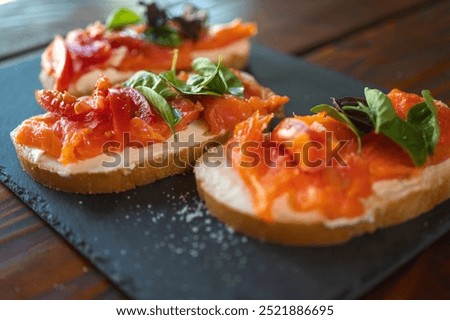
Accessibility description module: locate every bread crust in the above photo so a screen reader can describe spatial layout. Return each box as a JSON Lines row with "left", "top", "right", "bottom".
{"left": 195, "top": 153, "right": 450, "bottom": 246}
{"left": 13, "top": 130, "right": 229, "bottom": 194}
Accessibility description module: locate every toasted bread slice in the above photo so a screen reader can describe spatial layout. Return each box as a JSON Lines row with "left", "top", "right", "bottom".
{"left": 12, "top": 120, "right": 228, "bottom": 194}
{"left": 40, "top": 37, "right": 251, "bottom": 96}
{"left": 195, "top": 147, "right": 450, "bottom": 246}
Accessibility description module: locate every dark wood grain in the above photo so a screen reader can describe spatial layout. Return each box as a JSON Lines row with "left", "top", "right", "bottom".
{"left": 247, "top": 0, "right": 429, "bottom": 53}
{"left": 0, "top": 0, "right": 425, "bottom": 59}
{"left": 1, "top": 0, "right": 449, "bottom": 299}
{"left": 0, "top": 187, "right": 126, "bottom": 299}
{"left": 364, "top": 231, "right": 450, "bottom": 299}
{"left": 305, "top": 0, "right": 450, "bottom": 104}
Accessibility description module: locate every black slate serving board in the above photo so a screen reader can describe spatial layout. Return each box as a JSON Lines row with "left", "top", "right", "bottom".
{"left": 1, "top": 45, "right": 449, "bottom": 299}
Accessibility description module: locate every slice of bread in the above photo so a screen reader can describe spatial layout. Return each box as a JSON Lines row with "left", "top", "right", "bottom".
{"left": 194, "top": 146, "right": 450, "bottom": 246}
{"left": 40, "top": 38, "right": 251, "bottom": 96}
{"left": 19, "top": 66, "right": 287, "bottom": 194}
{"left": 12, "top": 120, "right": 229, "bottom": 194}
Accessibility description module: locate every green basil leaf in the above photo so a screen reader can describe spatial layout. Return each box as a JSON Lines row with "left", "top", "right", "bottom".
{"left": 185, "top": 74, "right": 223, "bottom": 95}
{"left": 191, "top": 57, "right": 244, "bottom": 96}
{"left": 421, "top": 90, "right": 440, "bottom": 154}
{"left": 364, "top": 88, "right": 429, "bottom": 166}
{"left": 220, "top": 66, "right": 244, "bottom": 98}
{"left": 364, "top": 88, "right": 396, "bottom": 133}
{"left": 160, "top": 57, "right": 244, "bottom": 97}
{"left": 407, "top": 90, "right": 440, "bottom": 155}
{"left": 106, "top": 7, "right": 141, "bottom": 30}
{"left": 311, "top": 104, "right": 363, "bottom": 151}
{"left": 136, "top": 86, "right": 181, "bottom": 134}
{"left": 377, "top": 117, "right": 428, "bottom": 166}
{"left": 422, "top": 90, "right": 438, "bottom": 117}
{"left": 124, "top": 71, "right": 175, "bottom": 99}
{"left": 192, "top": 57, "right": 218, "bottom": 74}
{"left": 191, "top": 57, "right": 227, "bottom": 94}
{"left": 144, "top": 26, "right": 182, "bottom": 47}
{"left": 185, "top": 74, "right": 206, "bottom": 92}
{"left": 160, "top": 70, "right": 221, "bottom": 96}
{"left": 205, "top": 70, "right": 228, "bottom": 94}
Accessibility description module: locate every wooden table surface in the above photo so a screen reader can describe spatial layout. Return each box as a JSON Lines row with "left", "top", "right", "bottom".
{"left": 0, "top": 0, "right": 449, "bottom": 299}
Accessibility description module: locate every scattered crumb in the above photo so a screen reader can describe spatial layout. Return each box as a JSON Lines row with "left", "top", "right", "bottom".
{"left": 138, "top": 191, "right": 248, "bottom": 268}
{"left": 96, "top": 190, "right": 248, "bottom": 271}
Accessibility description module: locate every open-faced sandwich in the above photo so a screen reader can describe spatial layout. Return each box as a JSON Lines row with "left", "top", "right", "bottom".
{"left": 40, "top": 2, "right": 257, "bottom": 95}
{"left": 195, "top": 88, "right": 450, "bottom": 245}
{"left": 11, "top": 57, "right": 288, "bottom": 194}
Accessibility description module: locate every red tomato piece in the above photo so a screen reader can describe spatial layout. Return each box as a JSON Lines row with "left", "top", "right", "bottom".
{"left": 51, "top": 36, "right": 73, "bottom": 91}
{"left": 108, "top": 87, "right": 158, "bottom": 140}
{"left": 35, "top": 89, "right": 92, "bottom": 119}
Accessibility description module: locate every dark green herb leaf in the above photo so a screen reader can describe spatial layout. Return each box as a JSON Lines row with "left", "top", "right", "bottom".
{"left": 124, "top": 71, "right": 175, "bottom": 99}
{"left": 185, "top": 74, "right": 224, "bottom": 95}
{"left": 219, "top": 65, "right": 244, "bottom": 98}
{"left": 377, "top": 117, "right": 428, "bottom": 166}
{"left": 341, "top": 104, "right": 374, "bottom": 132}
{"left": 161, "top": 57, "right": 244, "bottom": 97}
{"left": 160, "top": 70, "right": 220, "bottom": 96}
{"left": 106, "top": 7, "right": 141, "bottom": 30}
{"left": 159, "top": 70, "right": 189, "bottom": 93}
{"left": 364, "top": 88, "right": 429, "bottom": 166}
{"left": 407, "top": 90, "right": 440, "bottom": 155}
{"left": 136, "top": 86, "right": 181, "bottom": 134}
{"left": 191, "top": 57, "right": 219, "bottom": 74}
{"left": 191, "top": 57, "right": 244, "bottom": 96}
{"left": 191, "top": 57, "right": 227, "bottom": 94}
{"left": 311, "top": 104, "right": 363, "bottom": 151}
{"left": 364, "top": 88, "right": 397, "bottom": 133}
{"left": 144, "top": 25, "right": 182, "bottom": 47}
{"left": 422, "top": 90, "right": 440, "bottom": 153}
{"left": 333, "top": 97, "right": 373, "bottom": 133}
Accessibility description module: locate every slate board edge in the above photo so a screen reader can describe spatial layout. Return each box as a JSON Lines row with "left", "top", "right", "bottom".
{"left": 0, "top": 166, "right": 134, "bottom": 298}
